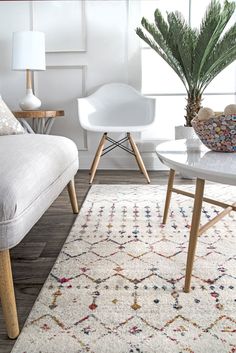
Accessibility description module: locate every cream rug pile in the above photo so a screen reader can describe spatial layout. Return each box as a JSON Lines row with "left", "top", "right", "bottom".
{"left": 11, "top": 185, "right": 236, "bottom": 353}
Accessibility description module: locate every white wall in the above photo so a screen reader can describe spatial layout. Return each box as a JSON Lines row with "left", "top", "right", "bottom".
{"left": 0, "top": 0, "right": 165, "bottom": 170}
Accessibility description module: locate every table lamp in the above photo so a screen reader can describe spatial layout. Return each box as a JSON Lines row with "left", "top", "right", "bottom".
{"left": 12, "top": 31, "right": 45, "bottom": 111}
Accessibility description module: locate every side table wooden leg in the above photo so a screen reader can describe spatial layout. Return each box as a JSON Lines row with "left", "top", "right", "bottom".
{"left": 40, "top": 119, "right": 45, "bottom": 134}
{"left": 162, "top": 169, "right": 175, "bottom": 224}
{"left": 45, "top": 118, "right": 55, "bottom": 134}
{"left": 35, "top": 118, "right": 41, "bottom": 134}
{"left": 184, "top": 178, "right": 205, "bottom": 293}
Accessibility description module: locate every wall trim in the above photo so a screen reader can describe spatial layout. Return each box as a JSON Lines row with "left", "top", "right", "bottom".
{"left": 126, "top": 0, "right": 141, "bottom": 90}
{"left": 30, "top": 0, "right": 87, "bottom": 53}
{"left": 34, "top": 65, "right": 88, "bottom": 151}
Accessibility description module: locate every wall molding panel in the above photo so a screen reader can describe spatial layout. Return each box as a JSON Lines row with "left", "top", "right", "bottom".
{"left": 34, "top": 65, "right": 88, "bottom": 151}
{"left": 30, "top": 0, "right": 87, "bottom": 53}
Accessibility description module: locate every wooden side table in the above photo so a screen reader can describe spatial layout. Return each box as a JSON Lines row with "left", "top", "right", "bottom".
{"left": 13, "top": 110, "right": 64, "bottom": 134}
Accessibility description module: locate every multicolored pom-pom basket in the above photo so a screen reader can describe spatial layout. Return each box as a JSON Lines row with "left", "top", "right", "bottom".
{"left": 192, "top": 114, "right": 236, "bottom": 152}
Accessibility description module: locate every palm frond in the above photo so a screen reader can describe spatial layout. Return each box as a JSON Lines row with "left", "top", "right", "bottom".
{"left": 136, "top": 18, "right": 188, "bottom": 89}
{"left": 200, "top": 47, "right": 236, "bottom": 93}
{"left": 154, "top": 8, "right": 169, "bottom": 40}
{"left": 200, "top": 21, "right": 236, "bottom": 82}
{"left": 193, "top": 0, "right": 235, "bottom": 83}
{"left": 166, "top": 11, "right": 197, "bottom": 90}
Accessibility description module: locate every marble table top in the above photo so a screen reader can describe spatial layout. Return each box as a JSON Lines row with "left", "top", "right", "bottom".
{"left": 156, "top": 139, "right": 236, "bottom": 186}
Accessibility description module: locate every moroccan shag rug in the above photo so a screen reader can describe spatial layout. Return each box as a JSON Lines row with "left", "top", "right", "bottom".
{"left": 11, "top": 185, "right": 236, "bottom": 353}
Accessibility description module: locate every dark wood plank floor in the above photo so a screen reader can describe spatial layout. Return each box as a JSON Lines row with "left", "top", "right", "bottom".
{"left": 0, "top": 170, "right": 195, "bottom": 353}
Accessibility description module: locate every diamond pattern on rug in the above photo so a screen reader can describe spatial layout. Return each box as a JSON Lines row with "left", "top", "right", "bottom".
{"left": 11, "top": 185, "right": 236, "bottom": 353}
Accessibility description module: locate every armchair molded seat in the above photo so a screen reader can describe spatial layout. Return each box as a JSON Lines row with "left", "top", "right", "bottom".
{"left": 78, "top": 83, "right": 155, "bottom": 183}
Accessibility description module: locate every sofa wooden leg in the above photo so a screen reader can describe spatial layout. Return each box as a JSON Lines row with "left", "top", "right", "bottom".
{"left": 67, "top": 179, "right": 79, "bottom": 214}
{"left": 0, "top": 250, "right": 19, "bottom": 339}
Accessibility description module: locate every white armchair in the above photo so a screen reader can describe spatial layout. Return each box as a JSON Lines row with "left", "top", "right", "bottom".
{"left": 78, "top": 83, "right": 155, "bottom": 183}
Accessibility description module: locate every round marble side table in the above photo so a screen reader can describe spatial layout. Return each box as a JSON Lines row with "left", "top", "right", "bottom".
{"left": 156, "top": 139, "right": 236, "bottom": 293}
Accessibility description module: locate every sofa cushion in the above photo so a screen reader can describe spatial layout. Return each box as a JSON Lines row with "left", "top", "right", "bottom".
{"left": 0, "top": 96, "right": 25, "bottom": 135}
{"left": 0, "top": 134, "right": 78, "bottom": 223}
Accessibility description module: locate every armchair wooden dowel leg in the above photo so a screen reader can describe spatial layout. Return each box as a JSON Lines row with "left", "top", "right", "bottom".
{"left": 89, "top": 161, "right": 95, "bottom": 175}
{"left": 0, "top": 250, "right": 19, "bottom": 339}
{"left": 67, "top": 179, "right": 79, "bottom": 214}
{"left": 162, "top": 169, "right": 175, "bottom": 224}
{"left": 89, "top": 133, "right": 107, "bottom": 184}
{"left": 127, "top": 133, "right": 150, "bottom": 184}
{"left": 127, "top": 133, "right": 143, "bottom": 174}
{"left": 89, "top": 150, "right": 97, "bottom": 175}
{"left": 184, "top": 178, "right": 205, "bottom": 293}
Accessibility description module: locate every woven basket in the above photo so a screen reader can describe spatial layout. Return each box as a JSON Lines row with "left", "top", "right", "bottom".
{"left": 192, "top": 114, "right": 236, "bottom": 152}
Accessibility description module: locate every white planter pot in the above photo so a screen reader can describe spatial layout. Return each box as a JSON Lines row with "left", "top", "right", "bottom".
{"left": 175, "top": 125, "right": 201, "bottom": 179}
{"left": 175, "top": 125, "right": 196, "bottom": 140}
{"left": 175, "top": 125, "right": 201, "bottom": 150}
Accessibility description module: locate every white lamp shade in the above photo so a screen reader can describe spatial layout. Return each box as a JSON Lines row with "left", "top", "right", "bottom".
{"left": 12, "top": 31, "right": 45, "bottom": 71}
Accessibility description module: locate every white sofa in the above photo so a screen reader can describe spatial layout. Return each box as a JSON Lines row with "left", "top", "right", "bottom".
{"left": 0, "top": 133, "right": 79, "bottom": 339}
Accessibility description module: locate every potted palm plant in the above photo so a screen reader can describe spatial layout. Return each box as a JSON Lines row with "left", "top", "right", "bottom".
{"left": 136, "top": 0, "right": 236, "bottom": 139}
